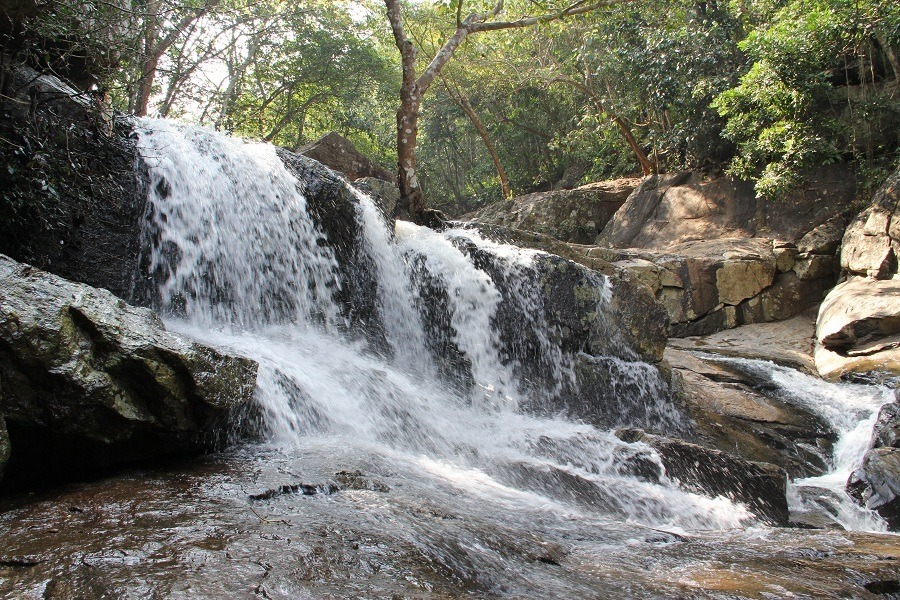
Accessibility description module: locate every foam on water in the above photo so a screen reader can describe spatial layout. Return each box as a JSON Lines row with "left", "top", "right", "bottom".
{"left": 134, "top": 119, "right": 781, "bottom": 531}
{"left": 701, "top": 355, "right": 894, "bottom": 532}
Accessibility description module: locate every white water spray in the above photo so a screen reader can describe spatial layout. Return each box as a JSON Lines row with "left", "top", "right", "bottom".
{"left": 135, "top": 119, "right": 757, "bottom": 531}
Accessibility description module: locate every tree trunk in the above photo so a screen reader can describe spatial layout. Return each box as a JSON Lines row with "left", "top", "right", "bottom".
{"left": 445, "top": 82, "right": 512, "bottom": 199}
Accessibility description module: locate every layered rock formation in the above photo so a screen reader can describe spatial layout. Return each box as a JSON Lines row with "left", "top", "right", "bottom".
{"left": 0, "top": 254, "right": 259, "bottom": 484}
{"left": 816, "top": 166, "right": 900, "bottom": 381}
{"left": 468, "top": 169, "right": 855, "bottom": 337}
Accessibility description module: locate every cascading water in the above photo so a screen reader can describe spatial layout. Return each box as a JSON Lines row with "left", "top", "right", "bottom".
{"left": 136, "top": 118, "right": 764, "bottom": 532}
{"left": 700, "top": 355, "right": 895, "bottom": 531}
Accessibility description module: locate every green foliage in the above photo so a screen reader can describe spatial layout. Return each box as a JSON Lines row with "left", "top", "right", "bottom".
{"left": 713, "top": 0, "right": 900, "bottom": 197}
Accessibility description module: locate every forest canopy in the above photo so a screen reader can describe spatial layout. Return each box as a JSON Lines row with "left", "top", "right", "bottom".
{"left": 2, "top": 0, "right": 898, "bottom": 215}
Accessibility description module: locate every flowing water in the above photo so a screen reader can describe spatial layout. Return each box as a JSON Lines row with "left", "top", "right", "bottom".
{"left": 700, "top": 355, "right": 895, "bottom": 532}
{"left": 135, "top": 118, "right": 748, "bottom": 531}
{"left": 4, "top": 120, "right": 898, "bottom": 598}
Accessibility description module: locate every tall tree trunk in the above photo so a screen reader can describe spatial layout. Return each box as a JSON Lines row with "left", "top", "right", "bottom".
{"left": 445, "top": 82, "right": 511, "bottom": 199}
{"left": 383, "top": 0, "right": 610, "bottom": 225}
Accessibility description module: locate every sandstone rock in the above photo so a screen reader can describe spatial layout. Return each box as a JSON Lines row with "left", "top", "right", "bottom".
{"left": 793, "top": 254, "right": 837, "bottom": 281}
{"left": 669, "top": 307, "right": 818, "bottom": 373}
{"left": 774, "top": 245, "right": 798, "bottom": 272}
{"left": 297, "top": 131, "right": 394, "bottom": 183}
{"left": 0, "top": 254, "right": 259, "bottom": 483}
{"left": 717, "top": 258, "right": 776, "bottom": 305}
{"left": 848, "top": 448, "right": 900, "bottom": 530}
{"left": 616, "top": 428, "right": 791, "bottom": 525}
{"left": 739, "top": 271, "right": 828, "bottom": 324}
{"left": 468, "top": 178, "right": 638, "bottom": 244}
{"left": 665, "top": 347, "right": 833, "bottom": 477}
{"left": 798, "top": 217, "right": 846, "bottom": 256}
{"left": 599, "top": 167, "right": 857, "bottom": 250}
{"left": 841, "top": 166, "right": 900, "bottom": 279}
{"left": 816, "top": 276, "right": 900, "bottom": 380}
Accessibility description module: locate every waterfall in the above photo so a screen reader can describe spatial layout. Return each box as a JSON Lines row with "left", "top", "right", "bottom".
{"left": 135, "top": 119, "right": 756, "bottom": 531}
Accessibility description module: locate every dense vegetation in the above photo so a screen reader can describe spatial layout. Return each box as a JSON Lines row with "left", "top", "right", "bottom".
{"left": 2, "top": 0, "right": 898, "bottom": 215}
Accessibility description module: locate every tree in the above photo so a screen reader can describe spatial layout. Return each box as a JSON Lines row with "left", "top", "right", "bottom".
{"left": 382, "top": 0, "right": 612, "bottom": 225}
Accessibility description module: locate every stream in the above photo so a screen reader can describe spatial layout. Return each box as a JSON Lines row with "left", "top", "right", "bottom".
{"left": 1, "top": 120, "right": 898, "bottom": 598}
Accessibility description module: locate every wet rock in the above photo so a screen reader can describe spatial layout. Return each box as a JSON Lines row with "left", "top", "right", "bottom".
{"left": 0, "top": 412, "right": 9, "bottom": 481}
{"left": 249, "top": 482, "right": 341, "bottom": 501}
{"left": 333, "top": 470, "right": 391, "bottom": 492}
{"left": 815, "top": 276, "right": 900, "bottom": 380}
{"left": 873, "top": 401, "right": 900, "bottom": 449}
{"left": 841, "top": 166, "right": 900, "bottom": 279}
{"left": 468, "top": 178, "right": 638, "bottom": 244}
{"left": 0, "top": 254, "right": 258, "bottom": 484}
{"left": 615, "top": 428, "right": 791, "bottom": 526}
{"left": 847, "top": 448, "right": 900, "bottom": 530}
{"left": 353, "top": 177, "right": 400, "bottom": 221}
{"left": 665, "top": 347, "right": 833, "bottom": 477}
{"left": 276, "top": 148, "right": 387, "bottom": 347}
{"left": 297, "top": 131, "right": 394, "bottom": 183}
{"left": 0, "top": 65, "right": 150, "bottom": 303}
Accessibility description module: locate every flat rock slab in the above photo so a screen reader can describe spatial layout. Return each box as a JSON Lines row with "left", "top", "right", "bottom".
{"left": 665, "top": 347, "right": 833, "bottom": 478}
{"left": 669, "top": 307, "right": 817, "bottom": 373}
{"left": 0, "top": 254, "right": 258, "bottom": 484}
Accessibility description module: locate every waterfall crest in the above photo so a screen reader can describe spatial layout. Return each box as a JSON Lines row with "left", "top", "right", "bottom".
{"left": 135, "top": 119, "right": 763, "bottom": 530}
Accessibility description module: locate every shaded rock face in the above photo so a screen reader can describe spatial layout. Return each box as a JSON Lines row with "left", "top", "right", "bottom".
{"left": 598, "top": 168, "right": 857, "bottom": 250}
{"left": 468, "top": 178, "right": 639, "bottom": 244}
{"left": 0, "top": 64, "right": 149, "bottom": 302}
{"left": 848, "top": 398, "right": 900, "bottom": 530}
{"left": 297, "top": 131, "right": 394, "bottom": 184}
{"left": 274, "top": 149, "right": 389, "bottom": 348}
{"left": 0, "top": 254, "right": 259, "bottom": 485}
{"left": 616, "top": 428, "right": 790, "bottom": 526}
{"left": 841, "top": 166, "right": 900, "bottom": 279}
{"left": 815, "top": 276, "right": 900, "bottom": 380}
{"left": 665, "top": 347, "right": 833, "bottom": 478}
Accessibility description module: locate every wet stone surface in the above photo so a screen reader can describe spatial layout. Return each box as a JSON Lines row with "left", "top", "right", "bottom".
{"left": 1, "top": 443, "right": 899, "bottom": 599}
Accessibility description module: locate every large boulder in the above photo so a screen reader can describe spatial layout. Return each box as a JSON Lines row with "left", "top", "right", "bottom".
{"left": 841, "top": 166, "right": 900, "bottom": 279}
{"left": 598, "top": 167, "right": 857, "bottom": 250}
{"left": 616, "top": 428, "right": 790, "bottom": 525}
{"left": 815, "top": 276, "right": 900, "bottom": 380}
{"left": 468, "top": 178, "right": 639, "bottom": 244}
{"left": 297, "top": 131, "right": 394, "bottom": 183}
{"left": 665, "top": 347, "right": 833, "bottom": 477}
{"left": 0, "top": 254, "right": 259, "bottom": 485}
{"left": 0, "top": 64, "right": 149, "bottom": 303}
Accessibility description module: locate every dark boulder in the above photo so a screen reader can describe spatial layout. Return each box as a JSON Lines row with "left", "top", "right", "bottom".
{"left": 0, "top": 64, "right": 149, "bottom": 303}
{"left": 848, "top": 396, "right": 900, "bottom": 530}
{"left": 297, "top": 131, "right": 394, "bottom": 183}
{"left": 848, "top": 447, "right": 900, "bottom": 530}
{"left": 0, "top": 254, "right": 259, "bottom": 486}
{"left": 616, "top": 428, "right": 790, "bottom": 526}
